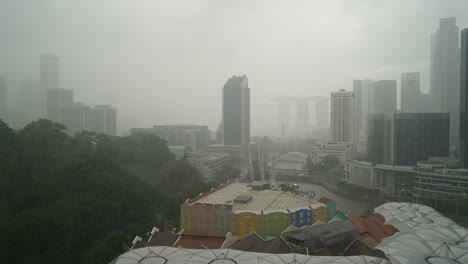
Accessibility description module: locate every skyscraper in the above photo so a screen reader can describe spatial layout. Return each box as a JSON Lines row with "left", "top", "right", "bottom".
{"left": 352, "top": 80, "right": 363, "bottom": 145}
{"left": 330, "top": 89, "right": 354, "bottom": 143}
{"left": 372, "top": 80, "right": 397, "bottom": 115}
{"left": 92, "top": 105, "right": 117, "bottom": 136}
{"left": 276, "top": 98, "right": 290, "bottom": 134}
{"left": 360, "top": 79, "right": 374, "bottom": 143}
{"left": 401, "top": 73, "right": 421, "bottom": 113}
{"left": 460, "top": 28, "right": 468, "bottom": 168}
{"left": 430, "top": 17, "right": 460, "bottom": 145}
{"left": 367, "top": 113, "right": 449, "bottom": 166}
{"left": 0, "top": 77, "right": 7, "bottom": 122}
{"left": 222, "top": 75, "right": 250, "bottom": 146}
{"left": 60, "top": 103, "right": 93, "bottom": 135}
{"left": 47, "top": 88, "right": 74, "bottom": 123}
{"left": 40, "top": 54, "right": 60, "bottom": 117}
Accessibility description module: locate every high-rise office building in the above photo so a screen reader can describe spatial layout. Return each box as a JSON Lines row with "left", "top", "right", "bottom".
{"left": 0, "top": 77, "right": 7, "bottom": 122}
{"left": 40, "top": 54, "right": 60, "bottom": 117}
{"left": 216, "top": 121, "right": 224, "bottom": 144}
{"left": 222, "top": 75, "right": 250, "bottom": 146}
{"left": 277, "top": 98, "right": 290, "bottom": 133}
{"left": 401, "top": 73, "right": 421, "bottom": 113}
{"left": 47, "top": 88, "right": 73, "bottom": 123}
{"left": 430, "top": 17, "right": 460, "bottom": 145}
{"left": 184, "top": 129, "right": 207, "bottom": 152}
{"left": 460, "top": 28, "right": 468, "bottom": 169}
{"left": 354, "top": 79, "right": 397, "bottom": 148}
{"left": 330, "top": 89, "right": 354, "bottom": 143}
{"left": 367, "top": 113, "right": 449, "bottom": 166}
{"left": 372, "top": 80, "right": 397, "bottom": 115}
{"left": 92, "top": 105, "right": 117, "bottom": 136}
{"left": 61, "top": 103, "right": 93, "bottom": 135}
{"left": 360, "top": 79, "right": 374, "bottom": 143}
{"left": 352, "top": 80, "right": 363, "bottom": 145}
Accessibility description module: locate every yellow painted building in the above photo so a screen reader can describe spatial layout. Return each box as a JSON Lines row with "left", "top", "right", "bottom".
{"left": 232, "top": 211, "right": 263, "bottom": 237}
{"left": 311, "top": 204, "right": 328, "bottom": 223}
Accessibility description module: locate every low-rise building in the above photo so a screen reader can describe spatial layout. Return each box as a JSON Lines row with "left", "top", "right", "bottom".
{"left": 318, "top": 197, "right": 337, "bottom": 221}
{"left": 413, "top": 163, "right": 468, "bottom": 205}
{"left": 180, "top": 180, "right": 330, "bottom": 238}
{"left": 312, "top": 143, "right": 356, "bottom": 166}
{"left": 282, "top": 219, "right": 358, "bottom": 253}
{"left": 345, "top": 160, "right": 415, "bottom": 198}
{"left": 267, "top": 152, "right": 308, "bottom": 180}
{"left": 186, "top": 152, "right": 230, "bottom": 180}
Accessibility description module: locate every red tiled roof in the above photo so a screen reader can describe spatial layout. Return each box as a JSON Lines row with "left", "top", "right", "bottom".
{"left": 317, "top": 197, "right": 333, "bottom": 204}
{"left": 174, "top": 230, "right": 228, "bottom": 249}
{"left": 349, "top": 215, "right": 397, "bottom": 243}
{"left": 187, "top": 180, "right": 236, "bottom": 204}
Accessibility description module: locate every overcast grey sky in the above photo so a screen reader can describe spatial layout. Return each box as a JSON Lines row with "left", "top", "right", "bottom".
{"left": 1, "top": 0, "right": 468, "bottom": 135}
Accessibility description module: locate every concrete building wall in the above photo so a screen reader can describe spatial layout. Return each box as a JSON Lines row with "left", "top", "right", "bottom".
{"left": 330, "top": 89, "right": 354, "bottom": 143}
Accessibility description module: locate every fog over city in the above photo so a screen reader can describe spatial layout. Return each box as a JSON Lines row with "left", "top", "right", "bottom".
{"left": 1, "top": 0, "right": 468, "bottom": 135}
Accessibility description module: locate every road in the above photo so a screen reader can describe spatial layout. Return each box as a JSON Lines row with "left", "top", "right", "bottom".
{"left": 278, "top": 181, "right": 370, "bottom": 217}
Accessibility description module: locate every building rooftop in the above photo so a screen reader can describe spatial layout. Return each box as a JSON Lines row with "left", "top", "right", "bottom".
{"left": 230, "top": 232, "right": 307, "bottom": 254}
{"left": 173, "top": 230, "right": 229, "bottom": 249}
{"left": 188, "top": 181, "right": 324, "bottom": 212}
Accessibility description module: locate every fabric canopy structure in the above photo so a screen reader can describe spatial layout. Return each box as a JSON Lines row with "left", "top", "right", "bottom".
{"left": 111, "top": 203, "right": 468, "bottom": 264}
{"left": 375, "top": 203, "right": 468, "bottom": 264}
{"left": 111, "top": 246, "right": 389, "bottom": 264}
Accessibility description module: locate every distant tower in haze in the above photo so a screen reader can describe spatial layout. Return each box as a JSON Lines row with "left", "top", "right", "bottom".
{"left": 277, "top": 98, "right": 290, "bottom": 135}
{"left": 47, "top": 88, "right": 74, "bottom": 123}
{"left": 430, "top": 17, "right": 460, "bottom": 145}
{"left": 401, "top": 72, "right": 421, "bottom": 113}
{"left": 352, "top": 80, "right": 363, "bottom": 145}
{"left": 330, "top": 89, "right": 354, "bottom": 143}
{"left": 222, "top": 75, "right": 250, "bottom": 146}
{"left": 372, "top": 80, "right": 397, "bottom": 115}
{"left": 40, "top": 54, "right": 60, "bottom": 118}
{"left": 460, "top": 28, "right": 468, "bottom": 168}
{"left": 216, "top": 121, "right": 224, "bottom": 144}
{"left": 296, "top": 98, "right": 308, "bottom": 130}
{"left": 92, "top": 105, "right": 117, "bottom": 136}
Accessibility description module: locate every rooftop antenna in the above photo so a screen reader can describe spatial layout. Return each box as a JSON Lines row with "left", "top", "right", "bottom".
{"left": 131, "top": 236, "right": 142, "bottom": 250}
{"left": 147, "top": 227, "right": 159, "bottom": 242}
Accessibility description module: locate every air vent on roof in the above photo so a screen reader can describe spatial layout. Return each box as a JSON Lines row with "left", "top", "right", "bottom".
{"left": 234, "top": 195, "right": 253, "bottom": 204}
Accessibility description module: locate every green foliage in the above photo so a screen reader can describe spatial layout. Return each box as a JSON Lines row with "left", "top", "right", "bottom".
{"left": 0, "top": 119, "right": 209, "bottom": 264}
{"left": 215, "top": 165, "right": 240, "bottom": 184}
{"left": 360, "top": 205, "right": 374, "bottom": 219}
{"left": 279, "top": 184, "right": 298, "bottom": 193}
{"left": 82, "top": 230, "right": 131, "bottom": 264}
{"left": 310, "top": 154, "right": 339, "bottom": 174}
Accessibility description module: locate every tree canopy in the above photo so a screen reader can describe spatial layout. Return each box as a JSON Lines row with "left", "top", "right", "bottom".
{"left": 0, "top": 119, "right": 210, "bottom": 264}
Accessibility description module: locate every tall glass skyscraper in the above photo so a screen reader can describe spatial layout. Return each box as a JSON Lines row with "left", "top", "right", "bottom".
{"left": 222, "top": 75, "right": 250, "bottom": 146}
{"left": 430, "top": 17, "right": 460, "bottom": 145}
{"left": 40, "top": 54, "right": 60, "bottom": 118}
{"left": 460, "top": 28, "right": 468, "bottom": 168}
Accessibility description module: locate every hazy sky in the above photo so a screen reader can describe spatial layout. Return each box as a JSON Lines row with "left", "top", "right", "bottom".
{"left": 1, "top": 0, "right": 468, "bottom": 135}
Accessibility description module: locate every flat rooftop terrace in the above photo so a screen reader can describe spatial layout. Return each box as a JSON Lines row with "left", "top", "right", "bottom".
{"left": 192, "top": 181, "right": 322, "bottom": 211}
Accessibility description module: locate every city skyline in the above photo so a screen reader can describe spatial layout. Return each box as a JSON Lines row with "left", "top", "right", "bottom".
{"left": 1, "top": 1, "right": 468, "bottom": 135}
